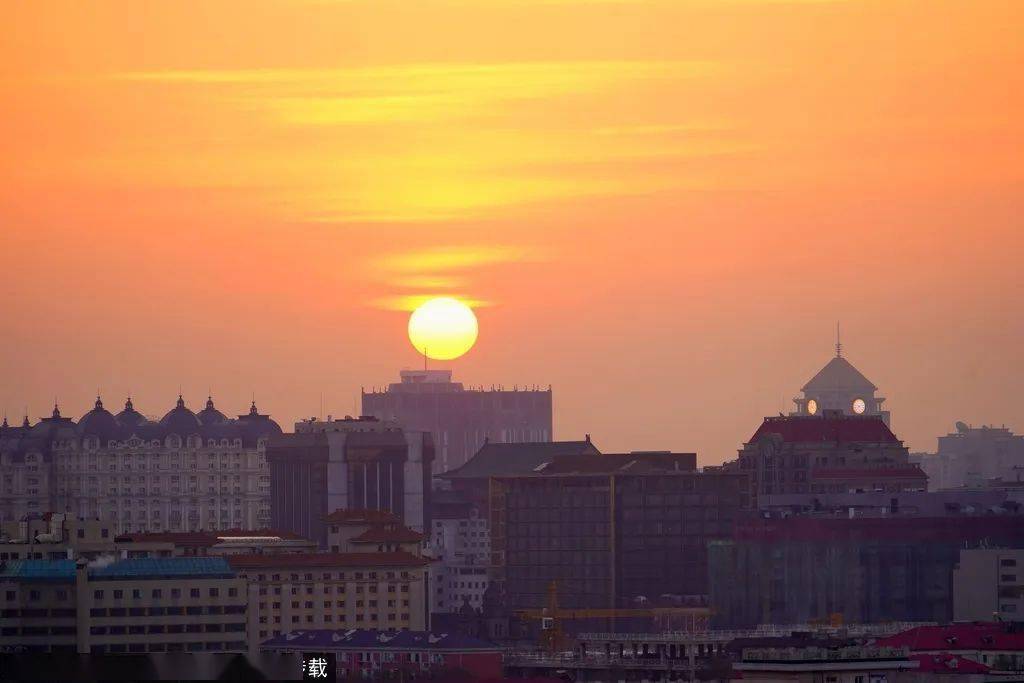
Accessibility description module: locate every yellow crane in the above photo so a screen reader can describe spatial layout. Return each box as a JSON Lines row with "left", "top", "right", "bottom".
{"left": 513, "top": 582, "right": 713, "bottom": 653}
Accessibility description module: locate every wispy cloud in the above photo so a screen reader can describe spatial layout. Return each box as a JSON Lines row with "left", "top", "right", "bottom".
{"left": 119, "top": 61, "right": 715, "bottom": 126}
{"left": 377, "top": 245, "right": 543, "bottom": 273}
{"left": 368, "top": 244, "right": 547, "bottom": 310}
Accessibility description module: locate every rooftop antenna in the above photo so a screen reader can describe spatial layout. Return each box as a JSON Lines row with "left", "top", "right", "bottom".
{"left": 423, "top": 346, "right": 428, "bottom": 372}
{"left": 835, "top": 321, "right": 843, "bottom": 358}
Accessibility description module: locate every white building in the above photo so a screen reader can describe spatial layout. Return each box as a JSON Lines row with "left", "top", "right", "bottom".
{"left": 0, "top": 396, "right": 282, "bottom": 532}
{"left": 428, "top": 493, "right": 489, "bottom": 616}
{"left": 790, "top": 339, "right": 891, "bottom": 426}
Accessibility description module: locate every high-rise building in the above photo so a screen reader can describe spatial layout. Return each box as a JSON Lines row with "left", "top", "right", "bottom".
{"left": 0, "top": 397, "right": 281, "bottom": 531}
{"left": 361, "top": 370, "right": 552, "bottom": 474}
{"left": 266, "top": 416, "right": 433, "bottom": 545}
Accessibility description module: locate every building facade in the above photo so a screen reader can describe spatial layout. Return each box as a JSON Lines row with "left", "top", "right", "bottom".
{"left": 954, "top": 548, "right": 1024, "bottom": 621}
{"left": 267, "top": 416, "right": 433, "bottom": 545}
{"left": 0, "top": 396, "right": 282, "bottom": 532}
{"left": 228, "top": 551, "right": 430, "bottom": 646}
{"left": 709, "top": 508, "right": 1024, "bottom": 627}
{"left": 0, "top": 557, "right": 247, "bottom": 654}
{"left": 362, "top": 369, "right": 553, "bottom": 474}
{"left": 729, "top": 412, "right": 924, "bottom": 505}
{"left": 428, "top": 491, "right": 490, "bottom": 617}
{"left": 490, "top": 452, "right": 746, "bottom": 611}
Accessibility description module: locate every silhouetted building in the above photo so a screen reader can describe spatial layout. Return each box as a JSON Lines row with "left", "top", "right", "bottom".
{"left": 912, "top": 422, "right": 1024, "bottom": 490}
{"left": 0, "top": 397, "right": 281, "bottom": 531}
{"left": 729, "top": 411, "right": 924, "bottom": 506}
{"left": 709, "top": 504, "right": 1024, "bottom": 627}
{"left": 490, "top": 452, "right": 746, "bottom": 611}
{"left": 361, "top": 369, "right": 552, "bottom": 474}
{"left": 266, "top": 416, "right": 433, "bottom": 545}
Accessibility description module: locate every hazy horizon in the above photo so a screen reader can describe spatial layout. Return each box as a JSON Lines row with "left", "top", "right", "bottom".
{"left": 2, "top": 0, "right": 1021, "bottom": 464}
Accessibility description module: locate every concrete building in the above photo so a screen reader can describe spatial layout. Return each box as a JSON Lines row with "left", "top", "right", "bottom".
{"left": 729, "top": 412, "right": 924, "bottom": 506}
{"left": 790, "top": 342, "right": 891, "bottom": 426}
{"left": 428, "top": 490, "right": 490, "bottom": 617}
{"left": 489, "top": 452, "right": 746, "bottom": 612}
{"left": 0, "top": 556, "right": 247, "bottom": 654}
{"left": 267, "top": 416, "right": 433, "bottom": 545}
{"left": 261, "top": 629, "right": 504, "bottom": 680}
{"left": 228, "top": 550, "right": 430, "bottom": 645}
{"left": 362, "top": 369, "right": 552, "bottom": 474}
{"left": 954, "top": 548, "right": 1024, "bottom": 621}
{"left": 912, "top": 422, "right": 1024, "bottom": 490}
{"left": 709, "top": 503, "right": 1024, "bottom": 627}
{"left": 0, "top": 396, "right": 282, "bottom": 531}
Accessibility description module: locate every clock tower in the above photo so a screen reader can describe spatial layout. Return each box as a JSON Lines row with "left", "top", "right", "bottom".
{"left": 791, "top": 335, "right": 891, "bottom": 426}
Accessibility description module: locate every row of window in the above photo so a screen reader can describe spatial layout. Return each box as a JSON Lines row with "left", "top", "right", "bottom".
{"left": 258, "top": 584, "right": 410, "bottom": 596}
{"left": 92, "top": 587, "right": 239, "bottom": 600}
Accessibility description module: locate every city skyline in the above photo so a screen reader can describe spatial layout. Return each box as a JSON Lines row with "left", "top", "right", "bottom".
{"left": 2, "top": 0, "right": 1022, "bottom": 463}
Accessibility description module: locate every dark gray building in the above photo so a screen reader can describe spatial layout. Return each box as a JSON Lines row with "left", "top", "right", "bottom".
{"left": 266, "top": 416, "right": 433, "bottom": 546}
{"left": 361, "top": 370, "right": 552, "bottom": 475}
{"left": 489, "top": 452, "right": 747, "bottom": 611}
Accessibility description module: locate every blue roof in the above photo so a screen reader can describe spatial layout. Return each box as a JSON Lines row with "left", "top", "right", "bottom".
{"left": 0, "top": 559, "right": 75, "bottom": 581}
{"left": 261, "top": 629, "right": 501, "bottom": 652}
{"left": 0, "top": 557, "right": 236, "bottom": 582}
{"left": 90, "top": 557, "right": 235, "bottom": 580}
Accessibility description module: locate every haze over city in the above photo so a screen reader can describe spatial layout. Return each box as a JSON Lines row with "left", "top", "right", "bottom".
{"left": 2, "top": 0, "right": 1022, "bottom": 464}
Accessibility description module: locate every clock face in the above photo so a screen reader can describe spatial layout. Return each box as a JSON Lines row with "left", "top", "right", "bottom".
{"left": 852, "top": 398, "right": 867, "bottom": 414}
{"left": 807, "top": 399, "right": 818, "bottom": 415}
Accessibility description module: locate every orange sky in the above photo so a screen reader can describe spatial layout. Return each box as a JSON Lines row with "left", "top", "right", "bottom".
{"left": 1, "top": 0, "right": 1022, "bottom": 463}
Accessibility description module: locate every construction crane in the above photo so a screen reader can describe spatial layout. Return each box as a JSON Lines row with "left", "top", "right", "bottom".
{"left": 513, "top": 582, "right": 713, "bottom": 653}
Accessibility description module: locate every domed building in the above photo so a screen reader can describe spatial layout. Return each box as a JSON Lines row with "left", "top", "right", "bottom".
{"left": 78, "top": 397, "right": 120, "bottom": 445}
{"left": 790, "top": 338, "right": 891, "bottom": 427}
{"left": 197, "top": 396, "right": 228, "bottom": 426}
{"left": 3, "top": 395, "right": 282, "bottom": 533}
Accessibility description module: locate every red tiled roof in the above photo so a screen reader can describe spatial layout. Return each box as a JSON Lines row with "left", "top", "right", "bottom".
{"left": 811, "top": 467, "right": 927, "bottom": 480}
{"left": 351, "top": 525, "right": 424, "bottom": 544}
{"left": 876, "top": 623, "right": 1024, "bottom": 652}
{"left": 748, "top": 415, "right": 899, "bottom": 445}
{"left": 227, "top": 551, "right": 430, "bottom": 570}
{"left": 909, "top": 653, "right": 989, "bottom": 674}
{"left": 323, "top": 509, "right": 400, "bottom": 525}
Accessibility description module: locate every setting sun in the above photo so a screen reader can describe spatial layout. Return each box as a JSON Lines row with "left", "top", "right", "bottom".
{"left": 408, "top": 297, "right": 479, "bottom": 361}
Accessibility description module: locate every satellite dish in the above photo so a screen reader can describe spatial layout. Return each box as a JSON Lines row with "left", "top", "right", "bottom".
{"left": 956, "top": 421, "right": 969, "bottom": 433}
